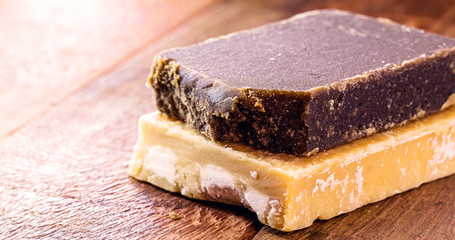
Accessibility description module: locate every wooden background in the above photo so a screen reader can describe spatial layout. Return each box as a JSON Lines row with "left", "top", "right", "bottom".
{"left": 2, "top": 0, "right": 455, "bottom": 239}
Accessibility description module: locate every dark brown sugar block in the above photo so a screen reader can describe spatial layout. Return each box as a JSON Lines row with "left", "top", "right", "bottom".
{"left": 149, "top": 9, "right": 455, "bottom": 156}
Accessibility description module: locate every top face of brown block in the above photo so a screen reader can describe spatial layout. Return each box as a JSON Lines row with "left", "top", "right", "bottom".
{"left": 160, "top": 9, "right": 455, "bottom": 92}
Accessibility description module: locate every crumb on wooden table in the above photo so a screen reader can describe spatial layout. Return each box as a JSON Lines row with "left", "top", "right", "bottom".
{"left": 169, "top": 212, "right": 180, "bottom": 220}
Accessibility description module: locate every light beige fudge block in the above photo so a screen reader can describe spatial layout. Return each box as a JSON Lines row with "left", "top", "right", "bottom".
{"left": 129, "top": 106, "right": 455, "bottom": 231}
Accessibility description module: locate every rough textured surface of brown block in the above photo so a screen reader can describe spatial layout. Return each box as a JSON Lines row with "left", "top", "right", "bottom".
{"left": 150, "top": 9, "right": 455, "bottom": 156}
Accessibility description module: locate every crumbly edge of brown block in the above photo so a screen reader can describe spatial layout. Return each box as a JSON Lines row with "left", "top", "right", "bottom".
{"left": 148, "top": 56, "right": 311, "bottom": 155}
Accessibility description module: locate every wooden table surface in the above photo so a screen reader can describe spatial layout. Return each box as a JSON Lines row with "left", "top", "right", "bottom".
{"left": 2, "top": 0, "right": 455, "bottom": 239}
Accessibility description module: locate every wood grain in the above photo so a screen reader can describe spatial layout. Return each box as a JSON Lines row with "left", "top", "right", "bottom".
{"left": 2, "top": 0, "right": 455, "bottom": 239}
{"left": 0, "top": 0, "right": 215, "bottom": 139}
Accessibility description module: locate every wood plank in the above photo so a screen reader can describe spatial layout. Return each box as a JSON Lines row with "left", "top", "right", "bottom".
{"left": 2, "top": 0, "right": 455, "bottom": 239}
{"left": 0, "top": 0, "right": 215, "bottom": 139}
